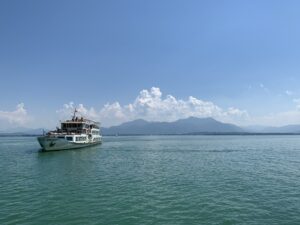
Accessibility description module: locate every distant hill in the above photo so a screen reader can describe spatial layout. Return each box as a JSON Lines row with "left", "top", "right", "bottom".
{"left": 243, "top": 124, "right": 300, "bottom": 133}
{"left": 0, "top": 127, "right": 46, "bottom": 136}
{"left": 262, "top": 125, "right": 300, "bottom": 133}
{"left": 102, "top": 117, "right": 244, "bottom": 135}
{"left": 3, "top": 120, "right": 300, "bottom": 136}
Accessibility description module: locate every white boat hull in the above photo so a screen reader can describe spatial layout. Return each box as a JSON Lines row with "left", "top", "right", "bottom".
{"left": 37, "top": 136, "right": 102, "bottom": 151}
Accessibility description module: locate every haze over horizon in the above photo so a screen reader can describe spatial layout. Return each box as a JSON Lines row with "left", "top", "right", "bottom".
{"left": 1, "top": 1, "right": 300, "bottom": 129}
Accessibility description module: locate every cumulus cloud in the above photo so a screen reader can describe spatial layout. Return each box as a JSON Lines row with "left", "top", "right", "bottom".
{"left": 57, "top": 87, "right": 249, "bottom": 127}
{"left": 56, "top": 102, "right": 99, "bottom": 120}
{"left": 0, "top": 103, "right": 30, "bottom": 126}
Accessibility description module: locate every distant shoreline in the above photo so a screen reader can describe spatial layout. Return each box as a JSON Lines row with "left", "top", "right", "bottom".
{"left": 2, "top": 133, "right": 300, "bottom": 137}
{"left": 102, "top": 133, "right": 300, "bottom": 136}
{"left": 0, "top": 134, "right": 41, "bottom": 137}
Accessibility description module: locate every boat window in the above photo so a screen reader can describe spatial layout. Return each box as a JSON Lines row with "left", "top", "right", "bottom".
{"left": 66, "top": 137, "right": 73, "bottom": 141}
{"left": 93, "top": 137, "right": 101, "bottom": 142}
{"left": 76, "top": 137, "right": 86, "bottom": 141}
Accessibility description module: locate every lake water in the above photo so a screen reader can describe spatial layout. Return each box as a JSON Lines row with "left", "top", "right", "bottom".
{"left": 1, "top": 135, "right": 300, "bottom": 224}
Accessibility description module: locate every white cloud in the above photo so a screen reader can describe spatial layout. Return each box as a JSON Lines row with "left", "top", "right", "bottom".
{"left": 248, "top": 111, "right": 300, "bottom": 126}
{"left": 245, "top": 99, "right": 300, "bottom": 126}
{"left": 0, "top": 103, "right": 30, "bottom": 126}
{"left": 56, "top": 102, "right": 99, "bottom": 121}
{"left": 293, "top": 98, "right": 300, "bottom": 105}
{"left": 286, "top": 90, "right": 293, "bottom": 96}
{"left": 56, "top": 88, "right": 300, "bottom": 127}
{"left": 57, "top": 87, "right": 249, "bottom": 127}
{"left": 259, "top": 83, "right": 270, "bottom": 93}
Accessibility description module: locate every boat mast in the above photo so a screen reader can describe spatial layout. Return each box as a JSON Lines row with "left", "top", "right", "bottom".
{"left": 72, "top": 108, "right": 78, "bottom": 120}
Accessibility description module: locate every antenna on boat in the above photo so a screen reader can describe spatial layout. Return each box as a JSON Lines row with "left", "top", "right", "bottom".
{"left": 72, "top": 108, "right": 78, "bottom": 120}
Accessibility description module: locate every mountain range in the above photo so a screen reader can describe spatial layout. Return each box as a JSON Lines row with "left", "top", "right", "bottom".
{"left": 2, "top": 117, "right": 300, "bottom": 136}
{"left": 101, "top": 117, "right": 244, "bottom": 135}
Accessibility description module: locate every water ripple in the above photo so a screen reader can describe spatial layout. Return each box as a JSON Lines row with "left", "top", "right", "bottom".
{"left": 1, "top": 136, "right": 300, "bottom": 224}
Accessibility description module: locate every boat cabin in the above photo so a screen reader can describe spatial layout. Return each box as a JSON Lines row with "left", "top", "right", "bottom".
{"left": 59, "top": 117, "right": 100, "bottom": 134}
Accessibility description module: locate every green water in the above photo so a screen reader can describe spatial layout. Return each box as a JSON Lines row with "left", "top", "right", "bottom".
{"left": 0, "top": 135, "right": 300, "bottom": 224}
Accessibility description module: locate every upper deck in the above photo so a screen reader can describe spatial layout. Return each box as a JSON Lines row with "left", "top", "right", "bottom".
{"left": 61, "top": 117, "right": 100, "bottom": 132}
{"left": 46, "top": 109, "right": 101, "bottom": 136}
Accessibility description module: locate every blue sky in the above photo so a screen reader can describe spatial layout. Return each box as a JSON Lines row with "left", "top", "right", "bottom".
{"left": 1, "top": 0, "right": 300, "bottom": 128}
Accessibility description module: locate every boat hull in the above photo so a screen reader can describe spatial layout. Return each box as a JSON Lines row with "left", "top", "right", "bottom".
{"left": 37, "top": 136, "right": 102, "bottom": 151}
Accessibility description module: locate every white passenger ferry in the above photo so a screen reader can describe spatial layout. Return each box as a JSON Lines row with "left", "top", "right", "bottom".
{"left": 37, "top": 110, "right": 102, "bottom": 151}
